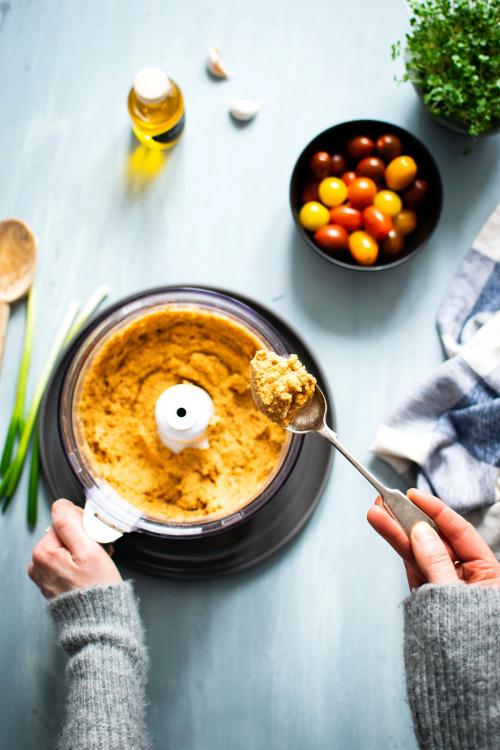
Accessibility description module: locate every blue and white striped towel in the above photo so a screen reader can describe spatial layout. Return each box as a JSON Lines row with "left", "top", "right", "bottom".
{"left": 371, "top": 204, "right": 500, "bottom": 515}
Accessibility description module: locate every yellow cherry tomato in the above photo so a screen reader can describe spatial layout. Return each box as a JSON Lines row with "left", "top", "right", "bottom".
{"left": 318, "top": 177, "right": 348, "bottom": 207}
{"left": 393, "top": 209, "right": 417, "bottom": 235}
{"left": 348, "top": 231, "right": 379, "bottom": 266}
{"left": 299, "top": 201, "right": 330, "bottom": 231}
{"left": 374, "top": 189, "right": 402, "bottom": 217}
{"left": 385, "top": 156, "right": 417, "bottom": 191}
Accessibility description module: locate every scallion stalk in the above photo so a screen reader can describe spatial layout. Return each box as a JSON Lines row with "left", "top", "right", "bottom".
{"left": 0, "top": 285, "right": 36, "bottom": 474}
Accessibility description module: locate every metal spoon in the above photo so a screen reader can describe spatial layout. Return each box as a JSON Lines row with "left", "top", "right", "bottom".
{"left": 287, "top": 385, "right": 437, "bottom": 536}
{"left": 0, "top": 219, "right": 37, "bottom": 367}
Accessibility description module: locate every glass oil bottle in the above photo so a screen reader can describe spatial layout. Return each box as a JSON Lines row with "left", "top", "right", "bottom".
{"left": 128, "top": 67, "right": 185, "bottom": 150}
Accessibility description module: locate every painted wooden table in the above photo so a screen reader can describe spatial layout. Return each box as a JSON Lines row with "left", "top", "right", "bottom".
{"left": 1, "top": 1, "right": 499, "bottom": 747}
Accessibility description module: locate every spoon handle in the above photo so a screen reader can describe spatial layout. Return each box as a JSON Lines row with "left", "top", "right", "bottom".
{"left": 0, "top": 302, "right": 9, "bottom": 370}
{"left": 318, "top": 425, "right": 437, "bottom": 535}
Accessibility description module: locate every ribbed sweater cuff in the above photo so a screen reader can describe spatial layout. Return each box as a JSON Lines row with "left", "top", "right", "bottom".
{"left": 404, "top": 583, "right": 500, "bottom": 750}
{"left": 49, "top": 581, "right": 144, "bottom": 649}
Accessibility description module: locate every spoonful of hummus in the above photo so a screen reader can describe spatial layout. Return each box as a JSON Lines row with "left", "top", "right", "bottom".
{"left": 250, "top": 349, "right": 437, "bottom": 537}
{"left": 249, "top": 349, "right": 316, "bottom": 428}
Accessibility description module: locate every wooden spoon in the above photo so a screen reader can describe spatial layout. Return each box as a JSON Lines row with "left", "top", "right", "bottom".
{"left": 0, "top": 219, "right": 37, "bottom": 366}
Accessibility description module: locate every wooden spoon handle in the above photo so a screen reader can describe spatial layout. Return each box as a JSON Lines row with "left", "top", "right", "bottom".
{"left": 0, "top": 302, "right": 10, "bottom": 369}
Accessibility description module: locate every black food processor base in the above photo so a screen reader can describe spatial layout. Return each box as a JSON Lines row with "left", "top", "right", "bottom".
{"left": 39, "top": 288, "right": 333, "bottom": 579}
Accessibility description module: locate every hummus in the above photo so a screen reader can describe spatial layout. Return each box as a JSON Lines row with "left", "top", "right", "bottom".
{"left": 76, "top": 308, "right": 288, "bottom": 523}
{"left": 250, "top": 350, "right": 316, "bottom": 427}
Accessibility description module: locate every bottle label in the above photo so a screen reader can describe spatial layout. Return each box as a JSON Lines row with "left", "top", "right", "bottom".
{"left": 152, "top": 113, "right": 185, "bottom": 144}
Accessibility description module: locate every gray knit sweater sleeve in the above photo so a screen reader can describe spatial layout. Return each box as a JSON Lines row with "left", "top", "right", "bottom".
{"left": 49, "top": 581, "right": 151, "bottom": 750}
{"left": 404, "top": 583, "right": 500, "bottom": 750}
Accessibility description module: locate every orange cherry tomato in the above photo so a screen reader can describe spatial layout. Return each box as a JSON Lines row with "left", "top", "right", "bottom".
{"left": 362, "top": 206, "right": 393, "bottom": 240}
{"left": 341, "top": 171, "right": 357, "bottom": 186}
{"left": 348, "top": 177, "right": 377, "bottom": 209}
{"left": 385, "top": 156, "right": 417, "bottom": 191}
{"left": 393, "top": 209, "right": 417, "bottom": 235}
{"left": 329, "top": 205, "right": 363, "bottom": 232}
{"left": 348, "top": 231, "right": 379, "bottom": 266}
{"left": 314, "top": 224, "right": 349, "bottom": 252}
{"left": 301, "top": 181, "right": 320, "bottom": 203}
{"left": 374, "top": 189, "right": 402, "bottom": 217}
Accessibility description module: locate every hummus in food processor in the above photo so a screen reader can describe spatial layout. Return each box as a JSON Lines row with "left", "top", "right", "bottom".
{"left": 76, "top": 308, "right": 288, "bottom": 523}
{"left": 249, "top": 350, "right": 316, "bottom": 427}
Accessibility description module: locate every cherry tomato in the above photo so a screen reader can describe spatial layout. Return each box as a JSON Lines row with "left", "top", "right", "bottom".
{"left": 341, "top": 171, "right": 357, "bottom": 186}
{"left": 382, "top": 229, "right": 405, "bottom": 258}
{"left": 403, "top": 178, "right": 429, "bottom": 209}
{"left": 356, "top": 156, "right": 385, "bottom": 182}
{"left": 329, "top": 205, "right": 362, "bottom": 232}
{"left": 299, "top": 201, "right": 330, "bottom": 231}
{"left": 301, "top": 181, "right": 320, "bottom": 203}
{"left": 347, "top": 177, "right": 377, "bottom": 209}
{"left": 309, "top": 151, "right": 331, "bottom": 179}
{"left": 376, "top": 134, "right": 403, "bottom": 162}
{"left": 314, "top": 224, "right": 349, "bottom": 252}
{"left": 393, "top": 209, "right": 417, "bottom": 235}
{"left": 348, "top": 231, "right": 379, "bottom": 266}
{"left": 362, "top": 206, "right": 393, "bottom": 240}
{"left": 374, "top": 189, "right": 402, "bottom": 217}
{"left": 318, "top": 177, "right": 348, "bottom": 207}
{"left": 385, "top": 156, "right": 417, "bottom": 191}
{"left": 347, "top": 136, "right": 374, "bottom": 160}
{"left": 330, "top": 153, "right": 347, "bottom": 175}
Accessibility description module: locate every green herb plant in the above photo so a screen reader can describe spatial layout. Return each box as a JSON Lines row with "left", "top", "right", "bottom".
{"left": 1, "top": 286, "right": 109, "bottom": 526}
{"left": 392, "top": 0, "right": 500, "bottom": 136}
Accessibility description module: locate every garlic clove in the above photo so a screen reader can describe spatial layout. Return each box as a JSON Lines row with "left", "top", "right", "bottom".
{"left": 207, "top": 47, "right": 230, "bottom": 79}
{"left": 229, "top": 98, "right": 262, "bottom": 122}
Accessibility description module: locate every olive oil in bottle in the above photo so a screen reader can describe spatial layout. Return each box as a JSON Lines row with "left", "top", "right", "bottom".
{"left": 128, "top": 67, "right": 185, "bottom": 150}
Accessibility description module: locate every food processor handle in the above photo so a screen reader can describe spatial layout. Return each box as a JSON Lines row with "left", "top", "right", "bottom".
{"left": 83, "top": 499, "right": 125, "bottom": 543}
{"left": 318, "top": 425, "right": 438, "bottom": 536}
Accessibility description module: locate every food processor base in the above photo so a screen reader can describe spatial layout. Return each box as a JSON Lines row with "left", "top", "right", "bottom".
{"left": 39, "top": 287, "right": 333, "bottom": 579}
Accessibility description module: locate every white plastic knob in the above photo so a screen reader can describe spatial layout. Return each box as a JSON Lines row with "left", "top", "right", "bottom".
{"left": 155, "top": 383, "right": 214, "bottom": 454}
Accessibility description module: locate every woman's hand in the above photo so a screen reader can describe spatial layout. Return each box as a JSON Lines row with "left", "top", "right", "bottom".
{"left": 28, "top": 499, "right": 122, "bottom": 599}
{"left": 368, "top": 488, "right": 500, "bottom": 589}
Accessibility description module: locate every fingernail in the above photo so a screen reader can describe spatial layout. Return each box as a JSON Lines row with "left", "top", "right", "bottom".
{"left": 411, "top": 522, "right": 434, "bottom": 541}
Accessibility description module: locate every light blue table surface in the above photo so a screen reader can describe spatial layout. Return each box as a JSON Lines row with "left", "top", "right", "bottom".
{"left": 1, "top": 1, "right": 499, "bottom": 747}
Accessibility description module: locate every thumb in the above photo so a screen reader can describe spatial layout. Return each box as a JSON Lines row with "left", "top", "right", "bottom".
{"left": 51, "top": 499, "right": 94, "bottom": 556}
{"left": 410, "top": 522, "right": 458, "bottom": 585}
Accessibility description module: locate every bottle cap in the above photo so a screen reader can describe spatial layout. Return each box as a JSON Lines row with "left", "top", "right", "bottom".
{"left": 133, "top": 67, "right": 172, "bottom": 104}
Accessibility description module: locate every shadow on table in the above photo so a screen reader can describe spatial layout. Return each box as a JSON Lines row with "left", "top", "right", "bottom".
{"left": 123, "top": 132, "right": 175, "bottom": 201}
{"left": 288, "top": 225, "right": 416, "bottom": 334}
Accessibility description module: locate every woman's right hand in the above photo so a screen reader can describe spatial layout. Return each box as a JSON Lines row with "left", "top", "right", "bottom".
{"left": 368, "top": 488, "right": 500, "bottom": 590}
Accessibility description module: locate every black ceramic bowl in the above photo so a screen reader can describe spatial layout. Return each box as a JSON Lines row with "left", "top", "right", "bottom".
{"left": 290, "top": 119, "right": 443, "bottom": 272}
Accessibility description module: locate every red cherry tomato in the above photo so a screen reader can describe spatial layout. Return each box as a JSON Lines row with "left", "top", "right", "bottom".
{"left": 348, "top": 231, "right": 379, "bottom": 266}
{"left": 314, "top": 224, "right": 349, "bottom": 252}
{"left": 348, "top": 177, "right": 377, "bottom": 209}
{"left": 330, "top": 153, "right": 347, "bottom": 175}
{"left": 301, "top": 181, "right": 320, "bottom": 203}
{"left": 356, "top": 156, "right": 385, "bottom": 181}
{"left": 329, "top": 205, "right": 362, "bottom": 232}
{"left": 382, "top": 229, "right": 405, "bottom": 258}
{"left": 341, "top": 171, "right": 357, "bottom": 186}
{"left": 362, "top": 205, "right": 393, "bottom": 240}
{"left": 376, "top": 134, "right": 403, "bottom": 162}
{"left": 402, "top": 178, "right": 429, "bottom": 209}
{"left": 347, "top": 136, "right": 374, "bottom": 160}
{"left": 309, "top": 151, "right": 331, "bottom": 179}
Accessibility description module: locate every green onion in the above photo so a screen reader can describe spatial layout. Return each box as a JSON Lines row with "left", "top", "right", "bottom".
{"left": 27, "top": 433, "right": 40, "bottom": 528}
{"left": 0, "top": 284, "right": 36, "bottom": 474}
{"left": 1, "top": 301, "right": 80, "bottom": 508}
{"left": 23, "top": 285, "right": 109, "bottom": 523}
